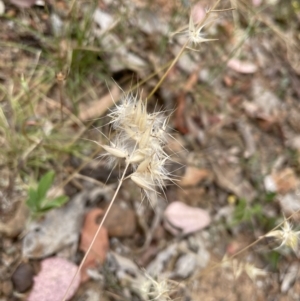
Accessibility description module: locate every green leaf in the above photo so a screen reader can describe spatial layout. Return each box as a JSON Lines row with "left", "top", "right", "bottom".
{"left": 26, "top": 171, "right": 69, "bottom": 217}
{"left": 265, "top": 192, "right": 276, "bottom": 203}
{"left": 36, "top": 171, "right": 55, "bottom": 204}
{"left": 266, "top": 251, "right": 281, "bottom": 271}
{"left": 233, "top": 199, "right": 247, "bottom": 222}
{"left": 40, "top": 196, "right": 69, "bottom": 212}
{"left": 26, "top": 187, "right": 39, "bottom": 211}
{"left": 251, "top": 204, "right": 262, "bottom": 215}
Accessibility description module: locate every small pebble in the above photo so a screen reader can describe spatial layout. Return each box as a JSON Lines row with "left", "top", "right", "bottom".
{"left": 11, "top": 263, "right": 34, "bottom": 293}
{"left": 102, "top": 203, "right": 137, "bottom": 237}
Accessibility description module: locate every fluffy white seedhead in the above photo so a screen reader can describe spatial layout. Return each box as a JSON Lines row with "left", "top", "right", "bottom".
{"left": 102, "top": 92, "right": 174, "bottom": 202}
{"left": 108, "top": 93, "right": 137, "bottom": 128}
{"left": 139, "top": 273, "right": 172, "bottom": 301}
{"left": 99, "top": 134, "right": 132, "bottom": 168}
{"left": 188, "top": 14, "right": 218, "bottom": 45}
{"left": 265, "top": 217, "right": 300, "bottom": 252}
{"left": 130, "top": 173, "right": 157, "bottom": 193}
{"left": 244, "top": 263, "right": 267, "bottom": 282}
{"left": 101, "top": 143, "right": 128, "bottom": 159}
{"left": 171, "top": 9, "right": 218, "bottom": 47}
{"left": 221, "top": 256, "right": 267, "bottom": 282}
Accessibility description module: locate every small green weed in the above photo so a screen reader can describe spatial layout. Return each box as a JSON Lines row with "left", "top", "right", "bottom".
{"left": 26, "top": 171, "right": 68, "bottom": 217}
{"left": 231, "top": 194, "right": 277, "bottom": 230}
{"left": 233, "top": 198, "right": 263, "bottom": 225}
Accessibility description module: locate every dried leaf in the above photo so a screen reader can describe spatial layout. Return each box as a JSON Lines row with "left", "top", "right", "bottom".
{"left": 79, "top": 85, "right": 120, "bottom": 121}
{"left": 227, "top": 59, "right": 257, "bottom": 74}
{"left": 28, "top": 257, "right": 80, "bottom": 301}
{"left": 80, "top": 208, "right": 109, "bottom": 282}
{"left": 265, "top": 168, "right": 299, "bottom": 194}
{"left": 10, "top": 0, "right": 36, "bottom": 8}
{"left": 175, "top": 93, "right": 188, "bottom": 134}
{"left": 211, "top": 162, "right": 257, "bottom": 201}
{"left": 252, "top": 0, "right": 262, "bottom": 6}
{"left": 179, "top": 167, "right": 212, "bottom": 187}
{"left": 164, "top": 201, "right": 210, "bottom": 235}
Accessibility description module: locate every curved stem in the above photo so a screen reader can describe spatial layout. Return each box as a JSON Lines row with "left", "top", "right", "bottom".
{"left": 147, "top": 41, "right": 188, "bottom": 100}
{"left": 189, "top": 209, "right": 300, "bottom": 284}
{"left": 147, "top": 0, "right": 221, "bottom": 100}
{"left": 61, "top": 162, "right": 131, "bottom": 301}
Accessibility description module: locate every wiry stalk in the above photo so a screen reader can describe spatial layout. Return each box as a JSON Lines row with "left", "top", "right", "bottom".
{"left": 62, "top": 3, "right": 225, "bottom": 300}
{"left": 147, "top": 40, "right": 189, "bottom": 99}
{"left": 147, "top": 0, "right": 221, "bottom": 100}
{"left": 61, "top": 161, "right": 131, "bottom": 301}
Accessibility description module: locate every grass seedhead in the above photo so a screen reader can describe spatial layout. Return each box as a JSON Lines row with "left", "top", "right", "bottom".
{"left": 139, "top": 272, "right": 173, "bottom": 301}
{"left": 102, "top": 91, "right": 174, "bottom": 202}
{"left": 188, "top": 14, "right": 218, "bottom": 45}
{"left": 265, "top": 217, "right": 300, "bottom": 252}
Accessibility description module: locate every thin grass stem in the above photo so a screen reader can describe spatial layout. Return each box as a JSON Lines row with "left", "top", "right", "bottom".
{"left": 61, "top": 160, "right": 131, "bottom": 301}
{"left": 147, "top": 42, "right": 188, "bottom": 99}
{"left": 147, "top": 0, "right": 221, "bottom": 100}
